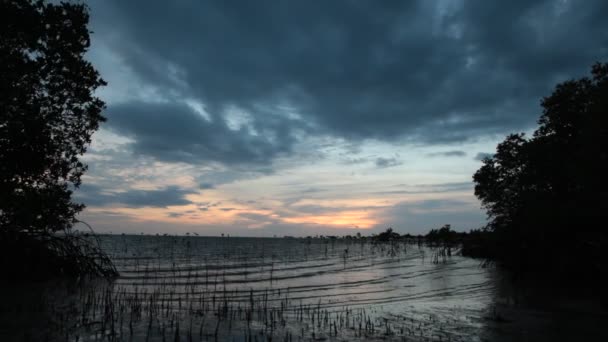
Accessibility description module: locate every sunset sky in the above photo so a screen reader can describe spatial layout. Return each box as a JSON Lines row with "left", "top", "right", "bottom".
{"left": 76, "top": 0, "right": 608, "bottom": 236}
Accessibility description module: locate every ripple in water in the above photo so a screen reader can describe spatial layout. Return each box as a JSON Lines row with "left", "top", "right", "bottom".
{"left": 2, "top": 235, "right": 607, "bottom": 341}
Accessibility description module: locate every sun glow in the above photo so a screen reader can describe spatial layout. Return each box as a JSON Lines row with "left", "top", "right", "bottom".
{"left": 282, "top": 211, "right": 378, "bottom": 229}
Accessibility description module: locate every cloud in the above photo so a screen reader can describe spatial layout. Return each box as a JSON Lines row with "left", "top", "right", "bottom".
{"left": 237, "top": 212, "right": 278, "bottom": 222}
{"left": 375, "top": 157, "right": 402, "bottom": 168}
{"left": 199, "top": 183, "right": 215, "bottom": 189}
{"left": 286, "top": 204, "right": 380, "bottom": 216}
{"left": 89, "top": 0, "right": 608, "bottom": 148}
{"left": 341, "top": 157, "right": 369, "bottom": 165}
{"left": 75, "top": 184, "right": 196, "bottom": 208}
{"left": 104, "top": 102, "right": 304, "bottom": 166}
{"left": 372, "top": 181, "right": 474, "bottom": 196}
{"left": 474, "top": 152, "right": 494, "bottom": 161}
{"left": 427, "top": 150, "right": 467, "bottom": 157}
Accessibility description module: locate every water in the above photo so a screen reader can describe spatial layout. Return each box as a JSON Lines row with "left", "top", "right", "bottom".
{"left": 1, "top": 235, "right": 607, "bottom": 341}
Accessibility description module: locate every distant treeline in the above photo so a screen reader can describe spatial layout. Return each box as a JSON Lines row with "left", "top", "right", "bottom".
{"left": 286, "top": 225, "right": 479, "bottom": 247}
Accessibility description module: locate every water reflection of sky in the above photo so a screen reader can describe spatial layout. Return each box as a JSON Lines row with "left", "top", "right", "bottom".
{"left": 109, "top": 236, "right": 500, "bottom": 340}
{"left": 3, "top": 236, "right": 607, "bottom": 341}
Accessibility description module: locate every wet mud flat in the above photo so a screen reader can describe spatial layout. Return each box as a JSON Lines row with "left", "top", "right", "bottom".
{"left": 1, "top": 235, "right": 607, "bottom": 341}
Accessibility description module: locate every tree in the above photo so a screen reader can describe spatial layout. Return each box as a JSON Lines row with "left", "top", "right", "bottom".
{"left": 0, "top": 0, "right": 115, "bottom": 278}
{"left": 426, "top": 224, "right": 458, "bottom": 245}
{"left": 473, "top": 62, "right": 608, "bottom": 274}
{"left": 376, "top": 227, "right": 400, "bottom": 242}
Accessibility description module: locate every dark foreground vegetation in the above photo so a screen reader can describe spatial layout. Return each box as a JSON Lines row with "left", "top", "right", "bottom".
{"left": 0, "top": 0, "right": 116, "bottom": 279}
{"left": 469, "top": 62, "right": 608, "bottom": 281}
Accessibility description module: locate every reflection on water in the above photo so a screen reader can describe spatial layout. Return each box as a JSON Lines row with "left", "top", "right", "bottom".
{"left": 482, "top": 268, "right": 608, "bottom": 341}
{"left": 1, "top": 235, "right": 606, "bottom": 341}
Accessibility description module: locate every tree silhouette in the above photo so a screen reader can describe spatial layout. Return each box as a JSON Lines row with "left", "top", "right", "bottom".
{"left": 376, "top": 227, "right": 400, "bottom": 242}
{"left": 0, "top": 0, "right": 115, "bottom": 278}
{"left": 473, "top": 63, "right": 608, "bottom": 275}
{"left": 426, "top": 224, "right": 459, "bottom": 245}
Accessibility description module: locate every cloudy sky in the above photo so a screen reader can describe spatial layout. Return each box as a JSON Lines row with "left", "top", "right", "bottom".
{"left": 76, "top": 0, "right": 608, "bottom": 236}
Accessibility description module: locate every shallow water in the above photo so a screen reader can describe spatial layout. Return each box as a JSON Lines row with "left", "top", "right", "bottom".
{"left": 1, "top": 235, "right": 607, "bottom": 341}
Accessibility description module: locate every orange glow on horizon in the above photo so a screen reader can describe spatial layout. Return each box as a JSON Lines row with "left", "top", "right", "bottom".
{"left": 87, "top": 204, "right": 380, "bottom": 230}
{"left": 282, "top": 210, "right": 378, "bottom": 229}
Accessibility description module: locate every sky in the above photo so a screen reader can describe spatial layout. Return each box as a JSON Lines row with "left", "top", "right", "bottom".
{"left": 76, "top": 0, "right": 608, "bottom": 236}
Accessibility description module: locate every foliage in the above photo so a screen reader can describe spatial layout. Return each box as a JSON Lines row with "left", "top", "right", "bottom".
{"left": 375, "top": 227, "right": 400, "bottom": 242}
{"left": 473, "top": 62, "right": 608, "bottom": 273}
{"left": 425, "top": 224, "right": 459, "bottom": 245}
{"left": 0, "top": 0, "right": 115, "bottom": 278}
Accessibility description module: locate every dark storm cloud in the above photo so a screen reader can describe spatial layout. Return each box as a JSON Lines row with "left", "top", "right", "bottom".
{"left": 89, "top": 0, "right": 608, "bottom": 157}
{"left": 75, "top": 184, "right": 196, "bottom": 208}
{"left": 105, "top": 102, "right": 302, "bottom": 165}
